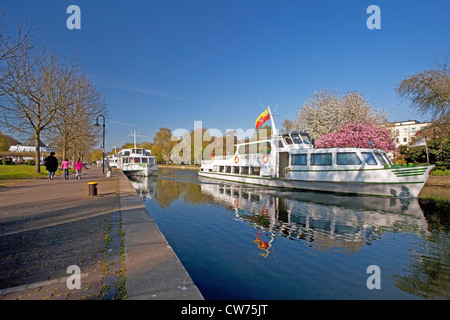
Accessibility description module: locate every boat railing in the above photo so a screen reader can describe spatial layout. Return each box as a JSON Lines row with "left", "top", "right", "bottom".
{"left": 203, "top": 153, "right": 270, "bottom": 164}
{"left": 211, "top": 155, "right": 235, "bottom": 161}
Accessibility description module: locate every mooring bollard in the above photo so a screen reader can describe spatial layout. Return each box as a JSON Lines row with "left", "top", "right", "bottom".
{"left": 88, "top": 182, "right": 98, "bottom": 196}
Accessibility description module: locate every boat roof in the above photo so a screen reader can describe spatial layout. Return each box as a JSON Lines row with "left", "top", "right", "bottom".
{"left": 290, "top": 147, "right": 388, "bottom": 153}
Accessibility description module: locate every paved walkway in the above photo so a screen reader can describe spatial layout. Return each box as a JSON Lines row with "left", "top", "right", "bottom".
{"left": 0, "top": 166, "right": 202, "bottom": 300}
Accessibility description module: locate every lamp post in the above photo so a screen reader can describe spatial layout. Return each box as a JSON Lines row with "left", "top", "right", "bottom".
{"left": 94, "top": 115, "right": 106, "bottom": 174}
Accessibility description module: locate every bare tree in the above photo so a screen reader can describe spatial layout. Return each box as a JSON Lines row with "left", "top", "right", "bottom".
{"left": 0, "top": 15, "right": 34, "bottom": 97}
{"left": 395, "top": 56, "right": 450, "bottom": 127}
{"left": 280, "top": 119, "right": 294, "bottom": 134}
{"left": 0, "top": 48, "right": 69, "bottom": 172}
{"left": 50, "top": 58, "right": 106, "bottom": 160}
{"left": 295, "top": 89, "right": 388, "bottom": 140}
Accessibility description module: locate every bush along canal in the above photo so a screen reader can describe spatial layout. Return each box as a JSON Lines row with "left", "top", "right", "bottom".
{"left": 127, "top": 168, "right": 450, "bottom": 300}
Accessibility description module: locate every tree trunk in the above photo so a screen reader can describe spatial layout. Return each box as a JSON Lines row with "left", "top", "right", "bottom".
{"left": 35, "top": 133, "right": 41, "bottom": 173}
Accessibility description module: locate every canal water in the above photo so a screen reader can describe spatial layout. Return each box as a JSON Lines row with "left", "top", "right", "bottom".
{"left": 128, "top": 168, "right": 449, "bottom": 300}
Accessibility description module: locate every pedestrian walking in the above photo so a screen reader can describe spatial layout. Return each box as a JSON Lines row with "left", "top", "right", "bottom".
{"left": 44, "top": 152, "right": 58, "bottom": 180}
{"left": 61, "top": 157, "right": 70, "bottom": 180}
{"left": 74, "top": 158, "right": 84, "bottom": 180}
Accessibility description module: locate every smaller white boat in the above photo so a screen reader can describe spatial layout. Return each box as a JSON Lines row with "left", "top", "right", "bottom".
{"left": 118, "top": 147, "right": 158, "bottom": 176}
{"left": 106, "top": 153, "right": 119, "bottom": 168}
{"left": 117, "top": 130, "right": 158, "bottom": 176}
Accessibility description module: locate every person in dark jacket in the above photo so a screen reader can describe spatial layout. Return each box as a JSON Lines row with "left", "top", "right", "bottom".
{"left": 44, "top": 152, "right": 58, "bottom": 180}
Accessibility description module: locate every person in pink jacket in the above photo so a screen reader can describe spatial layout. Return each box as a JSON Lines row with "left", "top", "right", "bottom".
{"left": 74, "top": 158, "right": 84, "bottom": 180}
{"left": 61, "top": 157, "right": 70, "bottom": 180}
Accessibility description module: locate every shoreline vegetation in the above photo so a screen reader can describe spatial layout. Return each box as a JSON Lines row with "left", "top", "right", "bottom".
{"left": 1, "top": 164, "right": 449, "bottom": 201}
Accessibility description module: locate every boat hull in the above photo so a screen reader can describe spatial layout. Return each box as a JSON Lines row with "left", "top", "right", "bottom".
{"left": 123, "top": 164, "right": 158, "bottom": 177}
{"left": 198, "top": 168, "right": 432, "bottom": 198}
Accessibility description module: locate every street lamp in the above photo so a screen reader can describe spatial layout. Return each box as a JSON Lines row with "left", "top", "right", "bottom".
{"left": 94, "top": 115, "right": 105, "bottom": 174}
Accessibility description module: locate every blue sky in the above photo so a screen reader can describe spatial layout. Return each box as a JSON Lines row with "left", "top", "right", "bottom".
{"left": 2, "top": 0, "right": 449, "bottom": 151}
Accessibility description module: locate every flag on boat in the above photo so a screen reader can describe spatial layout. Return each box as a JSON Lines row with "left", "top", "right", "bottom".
{"left": 255, "top": 108, "right": 270, "bottom": 130}
{"left": 409, "top": 138, "right": 430, "bottom": 164}
{"left": 410, "top": 138, "right": 427, "bottom": 147}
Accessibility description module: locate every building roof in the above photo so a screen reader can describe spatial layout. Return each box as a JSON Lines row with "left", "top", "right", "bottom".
{"left": 21, "top": 136, "right": 49, "bottom": 147}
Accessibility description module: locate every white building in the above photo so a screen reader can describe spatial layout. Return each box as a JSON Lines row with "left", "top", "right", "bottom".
{"left": 8, "top": 136, "right": 55, "bottom": 154}
{"left": 387, "top": 120, "right": 431, "bottom": 147}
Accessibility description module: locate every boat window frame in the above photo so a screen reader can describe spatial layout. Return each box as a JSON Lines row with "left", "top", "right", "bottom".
{"left": 361, "top": 152, "right": 378, "bottom": 165}
{"left": 311, "top": 153, "right": 333, "bottom": 166}
{"left": 374, "top": 152, "right": 386, "bottom": 166}
{"left": 300, "top": 133, "right": 313, "bottom": 145}
{"left": 337, "top": 152, "right": 362, "bottom": 166}
{"left": 282, "top": 134, "right": 293, "bottom": 145}
{"left": 291, "top": 154, "right": 308, "bottom": 166}
{"left": 290, "top": 133, "right": 302, "bottom": 144}
{"left": 381, "top": 152, "right": 393, "bottom": 166}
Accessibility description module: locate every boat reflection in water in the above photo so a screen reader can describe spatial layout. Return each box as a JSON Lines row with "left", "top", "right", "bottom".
{"left": 127, "top": 175, "right": 158, "bottom": 200}
{"left": 198, "top": 176, "right": 429, "bottom": 257}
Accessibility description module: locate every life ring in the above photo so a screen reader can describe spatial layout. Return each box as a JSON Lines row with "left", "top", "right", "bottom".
{"left": 234, "top": 155, "right": 239, "bottom": 164}
{"left": 262, "top": 154, "right": 269, "bottom": 163}
{"left": 234, "top": 199, "right": 239, "bottom": 208}
{"left": 261, "top": 208, "right": 269, "bottom": 216}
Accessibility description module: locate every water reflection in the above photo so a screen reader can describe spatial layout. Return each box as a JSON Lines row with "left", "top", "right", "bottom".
{"left": 127, "top": 175, "right": 158, "bottom": 200}
{"left": 198, "top": 176, "right": 430, "bottom": 256}
{"left": 128, "top": 169, "right": 450, "bottom": 299}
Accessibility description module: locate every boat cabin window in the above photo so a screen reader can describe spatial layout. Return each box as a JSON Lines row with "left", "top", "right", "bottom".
{"left": 132, "top": 148, "right": 146, "bottom": 155}
{"left": 282, "top": 134, "right": 293, "bottom": 145}
{"left": 123, "top": 151, "right": 130, "bottom": 156}
{"left": 361, "top": 152, "right": 377, "bottom": 165}
{"left": 251, "top": 167, "right": 260, "bottom": 176}
{"left": 290, "top": 133, "right": 302, "bottom": 144}
{"left": 382, "top": 152, "right": 393, "bottom": 165}
{"left": 142, "top": 158, "right": 148, "bottom": 163}
{"left": 375, "top": 152, "right": 392, "bottom": 165}
{"left": 337, "top": 152, "right": 362, "bottom": 165}
{"left": 300, "top": 133, "right": 312, "bottom": 145}
{"left": 311, "top": 153, "right": 332, "bottom": 166}
{"left": 374, "top": 152, "right": 387, "bottom": 166}
{"left": 291, "top": 154, "right": 307, "bottom": 165}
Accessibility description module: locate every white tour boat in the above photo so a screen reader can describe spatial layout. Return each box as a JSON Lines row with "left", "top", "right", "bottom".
{"left": 106, "top": 153, "right": 119, "bottom": 168}
{"left": 118, "top": 147, "right": 157, "bottom": 176}
{"left": 198, "top": 107, "right": 434, "bottom": 198}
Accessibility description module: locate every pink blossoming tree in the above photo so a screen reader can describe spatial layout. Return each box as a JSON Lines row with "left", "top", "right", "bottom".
{"left": 315, "top": 121, "right": 397, "bottom": 152}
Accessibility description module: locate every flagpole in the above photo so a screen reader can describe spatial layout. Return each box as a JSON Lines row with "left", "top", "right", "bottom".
{"left": 267, "top": 106, "right": 277, "bottom": 137}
